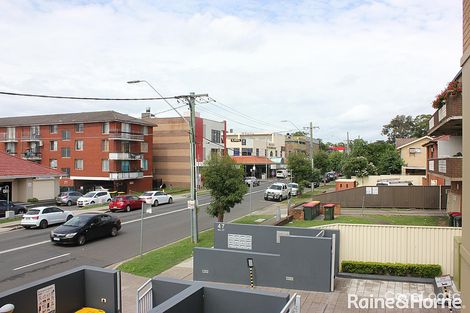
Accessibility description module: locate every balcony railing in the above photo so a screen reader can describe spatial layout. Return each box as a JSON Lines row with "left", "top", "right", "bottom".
{"left": 108, "top": 152, "right": 143, "bottom": 160}
{"left": 22, "top": 152, "right": 42, "bottom": 160}
{"left": 0, "top": 133, "right": 18, "bottom": 142}
{"left": 108, "top": 132, "right": 144, "bottom": 141}
{"left": 21, "top": 134, "right": 41, "bottom": 141}
{"left": 427, "top": 157, "right": 462, "bottom": 179}
{"left": 109, "top": 171, "right": 144, "bottom": 180}
{"left": 428, "top": 94, "right": 462, "bottom": 136}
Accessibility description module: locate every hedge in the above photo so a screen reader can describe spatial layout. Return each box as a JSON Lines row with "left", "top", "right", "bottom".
{"left": 341, "top": 261, "right": 442, "bottom": 278}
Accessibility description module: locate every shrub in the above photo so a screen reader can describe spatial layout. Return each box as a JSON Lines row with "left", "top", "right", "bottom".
{"left": 341, "top": 261, "right": 441, "bottom": 278}
{"left": 27, "top": 198, "right": 39, "bottom": 203}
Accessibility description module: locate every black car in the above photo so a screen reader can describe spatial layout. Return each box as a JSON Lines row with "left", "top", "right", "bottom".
{"left": 0, "top": 200, "right": 27, "bottom": 217}
{"left": 50, "top": 213, "right": 121, "bottom": 245}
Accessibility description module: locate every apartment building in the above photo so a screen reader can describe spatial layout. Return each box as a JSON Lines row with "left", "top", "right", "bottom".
{"left": 423, "top": 72, "right": 462, "bottom": 213}
{"left": 226, "top": 131, "right": 285, "bottom": 158}
{"left": 285, "top": 134, "right": 321, "bottom": 160}
{"left": 142, "top": 111, "right": 226, "bottom": 188}
{"left": 0, "top": 111, "right": 153, "bottom": 193}
{"left": 395, "top": 136, "right": 431, "bottom": 175}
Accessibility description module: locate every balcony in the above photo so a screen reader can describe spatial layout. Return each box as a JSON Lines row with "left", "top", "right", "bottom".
{"left": 108, "top": 132, "right": 144, "bottom": 141}
{"left": 0, "top": 133, "right": 17, "bottom": 142}
{"left": 428, "top": 94, "right": 462, "bottom": 136}
{"left": 21, "top": 134, "right": 41, "bottom": 141}
{"left": 427, "top": 157, "right": 462, "bottom": 180}
{"left": 108, "top": 152, "right": 143, "bottom": 160}
{"left": 22, "top": 152, "right": 42, "bottom": 161}
{"left": 109, "top": 171, "right": 143, "bottom": 180}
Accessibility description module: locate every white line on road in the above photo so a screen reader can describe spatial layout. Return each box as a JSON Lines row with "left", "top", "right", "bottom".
{"left": 122, "top": 207, "right": 190, "bottom": 225}
{"left": 0, "top": 240, "right": 50, "bottom": 255}
{"left": 13, "top": 253, "right": 71, "bottom": 271}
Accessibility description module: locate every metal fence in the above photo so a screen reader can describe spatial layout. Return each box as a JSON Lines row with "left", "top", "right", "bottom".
{"left": 279, "top": 294, "right": 301, "bottom": 313}
{"left": 313, "top": 185, "right": 449, "bottom": 209}
{"left": 137, "top": 279, "right": 153, "bottom": 313}
{"left": 315, "top": 223, "right": 462, "bottom": 275}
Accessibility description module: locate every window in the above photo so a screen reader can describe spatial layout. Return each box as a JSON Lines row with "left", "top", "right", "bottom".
{"left": 142, "top": 126, "right": 148, "bottom": 135}
{"left": 50, "top": 125, "right": 58, "bottom": 134}
{"left": 6, "top": 127, "right": 15, "bottom": 140}
{"left": 31, "top": 125, "right": 40, "bottom": 136}
{"left": 256, "top": 148, "right": 259, "bottom": 156}
{"left": 233, "top": 148, "right": 240, "bottom": 156}
{"left": 141, "top": 142, "right": 148, "bottom": 153}
{"left": 141, "top": 159, "right": 148, "bottom": 171}
{"left": 75, "top": 123, "right": 84, "bottom": 133}
{"left": 101, "top": 139, "right": 109, "bottom": 152}
{"left": 61, "top": 168, "right": 70, "bottom": 175}
{"left": 241, "top": 139, "right": 246, "bottom": 146}
{"left": 121, "top": 141, "right": 130, "bottom": 153}
{"left": 121, "top": 161, "right": 130, "bottom": 172}
{"left": 121, "top": 123, "right": 131, "bottom": 133}
{"left": 265, "top": 149, "right": 267, "bottom": 156}
{"left": 275, "top": 150, "right": 278, "bottom": 157}
{"left": 6, "top": 142, "right": 15, "bottom": 154}
{"left": 102, "top": 159, "right": 109, "bottom": 172}
{"left": 50, "top": 141, "right": 58, "bottom": 151}
{"left": 61, "top": 147, "right": 71, "bottom": 158}
{"left": 242, "top": 148, "right": 253, "bottom": 156}
{"left": 75, "top": 140, "right": 84, "bottom": 151}
{"left": 211, "top": 130, "right": 221, "bottom": 144}
{"left": 62, "top": 130, "right": 70, "bottom": 140}
{"left": 102, "top": 122, "right": 109, "bottom": 134}
{"left": 74, "top": 159, "right": 83, "bottom": 170}
{"left": 50, "top": 159, "right": 58, "bottom": 169}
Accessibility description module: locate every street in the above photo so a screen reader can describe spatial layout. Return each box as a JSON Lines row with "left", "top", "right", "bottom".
{"left": 0, "top": 181, "right": 282, "bottom": 292}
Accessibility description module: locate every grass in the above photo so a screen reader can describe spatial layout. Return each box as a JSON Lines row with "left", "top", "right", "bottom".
{"left": 0, "top": 216, "right": 21, "bottom": 224}
{"left": 287, "top": 182, "right": 336, "bottom": 206}
{"left": 232, "top": 214, "right": 274, "bottom": 224}
{"left": 288, "top": 214, "right": 449, "bottom": 227}
{"left": 79, "top": 203, "right": 108, "bottom": 210}
{"left": 119, "top": 229, "right": 214, "bottom": 278}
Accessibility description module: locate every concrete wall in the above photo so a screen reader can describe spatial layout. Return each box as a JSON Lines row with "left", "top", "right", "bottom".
{"left": 202, "top": 118, "right": 225, "bottom": 161}
{"left": 32, "top": 179, "right": 59, "bottom": 200}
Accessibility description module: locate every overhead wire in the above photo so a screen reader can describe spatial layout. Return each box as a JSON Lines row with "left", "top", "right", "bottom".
{"left": 0, "top": 91, "right": 175, "bottom": 101}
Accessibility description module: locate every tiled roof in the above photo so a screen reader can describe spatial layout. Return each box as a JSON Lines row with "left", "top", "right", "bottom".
{"left": 231, "top": 156, "right": 273, "bottom": 165}
{"left": 0, "top": 152, "right": 64, "bottom": 178}
{"left": 395, "top": 138, "right": 417, "bottom": 148}
{"left": 0, "top": 110, "right": 153, "bottom": 127}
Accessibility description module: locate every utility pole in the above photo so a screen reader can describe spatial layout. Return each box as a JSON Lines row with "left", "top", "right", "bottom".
{"left": 188, "top": 92, "right": 199, "bottom": 243}
{"left": 306, "top": 122, "right": 319, "bottom": 192}
{"left": 346, "top": 132, "right": 350, "bottom": 155}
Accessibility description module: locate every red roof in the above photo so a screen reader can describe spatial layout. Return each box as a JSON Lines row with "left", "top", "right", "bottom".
{"left": 231, "top": 156, "right": 273, "bottom": 165}
{"left": 0, "top": 152, "right": 64, "bottom": 178}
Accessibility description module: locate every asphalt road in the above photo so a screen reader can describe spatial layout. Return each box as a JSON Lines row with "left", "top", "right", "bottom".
{"left": 0, "top": 180, "right": 284, "bottom": 292}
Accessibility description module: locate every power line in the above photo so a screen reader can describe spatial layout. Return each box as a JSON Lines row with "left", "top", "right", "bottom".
{"left": 0, "top": 91, "right": 175, "bottom": 101}
{"left": 197, "top": 106, "right": 267, "bottom": 131}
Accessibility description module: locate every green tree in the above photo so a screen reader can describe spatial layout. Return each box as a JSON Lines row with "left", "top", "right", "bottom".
{"left": 328, "top": 151, "right": 345, "bottom": 173}
{"left": 313, "top": 150, "right": 330, "bottom": 174}
{"left": 342, "top": 156, "right": 378, "bottom": 178}
{"left": 350, "top": 139, "right": 370, "bottom": 159}
{"left": 287, "top": 153, "right": 322, "bottom": 191}
{"left": 201, "top": 155, "right": 248, "bottom": 222}
{"left": 381, "top": 115, "right": 414, "bottom": 144}
{"left": 412, "top": 114, "right": 432, "bottom": 137}
{"left": 377, "top": 150, "right": 404, "bottom": 174}
{"left": 291, "top": 131, "right": 307, "bottom": 137}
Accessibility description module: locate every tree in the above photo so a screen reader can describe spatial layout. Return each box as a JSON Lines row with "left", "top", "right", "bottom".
{"left": 377, "top": 150, "right": 404, "bottom": 175}
{"left": 287, "top": 152, "right": 321, "bottom": 192}
{"left": 381, "top": 114, "right": 432, "bottom": 144}
{"left": 342, "top": 156, "right": 377, "bottom": 178}
{"left": 328, "top": 151, "right": 345, "bottom": 173}
{"left": 201, "top": 154, "right": 248, "bottom": 222}
{"left": 291, "top": 131, "right": 307, "bottom": 137}
{"left": 350, "top": 139, "right": 370, "bottom": 159}
{"left": 412, "top": 114, "right": 432, "bottom": 137}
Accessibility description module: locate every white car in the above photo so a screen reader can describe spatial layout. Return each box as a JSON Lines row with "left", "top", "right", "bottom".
{"left": 264, "top": 182, "right": 291, "bottom": 201}
{"left": 21, "top": 206, "right": 73, "bottom": 229}
{"left": 287, "top": 183, "right": 299, "bottom": 196}
{"left": 77, "top": 191, "right": 112, "bottom": 207}
{"left": 139, "top": 191, "right": 173, "bottom": 207}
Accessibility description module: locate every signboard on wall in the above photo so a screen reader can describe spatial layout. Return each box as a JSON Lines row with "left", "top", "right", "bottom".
{"left": 37, "top": 284, "right": 56, "bottom": 313}
{"left": 227, "top": 233, "right": 252, "bottom": 250}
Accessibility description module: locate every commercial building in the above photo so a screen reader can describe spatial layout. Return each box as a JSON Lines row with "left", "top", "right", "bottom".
{"left": 226, "top": 131, "right": 285, "bottom": 158}
{"left": 284, "top": 134, "right": 320, "bottom": 160}
{"left": 395, "top": 136, "right": 432, "bottom": 175}
{"left": 0, "top": 111, "right": 153, "bottom": 193}
{"left": 142, "top": 110, "right": 226, "bottom": 188}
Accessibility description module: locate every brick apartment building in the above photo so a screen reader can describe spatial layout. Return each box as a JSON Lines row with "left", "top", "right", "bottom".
{"left": 142, "top": 110, "right": 226, "bottom": 188}
{"left": 0, "top": 111, "right": 153, "bottom": 193}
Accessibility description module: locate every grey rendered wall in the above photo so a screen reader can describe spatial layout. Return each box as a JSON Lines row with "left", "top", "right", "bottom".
{"left": 152, "top": 278, "right": 194, "bottom": 306}
{"left": 213, "top": 222, "right": 340, "bottom": 273}
{"left": 84, "top": 268, "right": 120, "bottom": 312}
{"left": 149, "top": 284, "right": 204, "bottom": 313}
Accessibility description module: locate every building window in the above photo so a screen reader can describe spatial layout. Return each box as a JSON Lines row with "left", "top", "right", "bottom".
{"left": 50, "top": 159, "right": 57, "bottom": 169}
{"left": 233, "top": 148, "right": 240, "bottom": 156}
{"left": 121, "top": 160, "right": 130, "bottom": 172}
{"left": 101, "top": 139, "right": 109, "bottom": 152}
{"left": 75, "top": 123, "right": 84, "bottom": 133}
{"left": 275, "top": 150, "right": 278, "bottom": 157}
{"left": 101, "top": 159, "right": 109, "bottom": 172}
{"left": 6, "top": 127, "right": 15, "bottom": 140}
{"left": 6, "top": 142, "right": 16, "bottom": 154}
{"left": 74, "top": 159, "right": 83, "bottom": 170}
{"left": 102, "top": 122, "right": 109, "bottom": 134}
{"left": 265, "top": 149, "right": 267, "bottom": 156}
{"left": 270, "top": 151, "right": 273, "bottom": 157}
{"left": 211, "top": 130, "right": 221, "bottom": 143}
{"left": 50, "top": 125, "right": 58, "bottom": 134}
{"left": 142, "top": 126, "right": 148, "bottom": 135}
{"left": 141, "top": 159, "right": 148, "bottom": 171}
{"left": 61, "top": 167, "right": 70, "bottom": 175}
{"left": 75, "top": 140, "right": 84, "bottom": 151}
{"left": 31, "top": 125, "right": 40, "bottom": 136}
{"left": 121, "top": 123, "right": 131, "bottom": 133}
{"left": 122, "top": 141, "right": 130, "bottom": 153}
{"left": 241, "top": 139, "right": 246, "bottom": 146}
{"left": 141, "top": 142, "right": 148, "bottom": 153}
{"left": 50, "top": 141, "right": 58, "bottom": 151}
{"left": 256, "top": 148, "right": 259, "bottom": 156}
{"left": 62, "top": 130, "right": 70, "bottom": 140}
{"left": 61, "top": 147, "right": 71, "bottom": 158}
{"left": 242, "top": 148, "right": 253, "bottom": 156}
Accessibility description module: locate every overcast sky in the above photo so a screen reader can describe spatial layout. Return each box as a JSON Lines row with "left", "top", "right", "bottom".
{"left": 0, "top": 0, "right": 462, "bottom": 143}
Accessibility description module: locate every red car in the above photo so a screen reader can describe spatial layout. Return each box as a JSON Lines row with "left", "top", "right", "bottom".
{"left": 109, "top": 195, "right": 144, "bottom": 212}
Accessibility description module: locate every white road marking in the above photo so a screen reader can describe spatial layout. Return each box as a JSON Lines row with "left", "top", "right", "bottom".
{"left": 122, "top": 207, "right": 190, "bottom": 225}
{"left": 13, "top": 253, "right": 71, "bottom": 271}
{"left": 0, "top": 240, "right": 50, "bottom": 255}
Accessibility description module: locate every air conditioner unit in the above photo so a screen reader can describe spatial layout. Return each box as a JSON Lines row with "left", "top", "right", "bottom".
{"left": 38, "top": 140, "right": 43, "bottom": 146}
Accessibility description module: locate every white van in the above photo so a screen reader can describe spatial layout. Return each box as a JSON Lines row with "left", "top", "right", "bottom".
{"left": 276, "top": 169, "right": 288, "bottom": 179}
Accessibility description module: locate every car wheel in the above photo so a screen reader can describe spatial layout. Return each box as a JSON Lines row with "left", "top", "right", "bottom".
{"left": 126, "top": 205, "right": 131, "bottom": 212}
{"left": 288, "top": 193, "right": 291, "bottom": 199}
{"left": 168, "top": 197, "right": 173, "bottom": 204}
{"left": 153, "top": 200, "right": 159, "bottom": 207}
{"left": 90, "top": 201, "right": 95, "bottom": 205}
{"left": 22, "top": 225, "right": 31, "bottom": 229}
{"left": 77, "top": 235, "right": 86, "bottom": 246}
{"left": 66, "top": 215, "right": 73, "bottom": 221}
{"left": 39, "top": 220, "right": 48, "bottom": 229}
{"left": 66, "top": 200, "right": 72, "bottom": 206}
{"left": 110, "top": 226, "right": 118, "bottom": 237}
{"left": 264, "top": 196, "right": 268, "bottom": 201}
{"left": 17, "top": 209, "right": 26, "bottom": 215}
{"left": 107, "top": 199, "right": 111, "bottom": 203}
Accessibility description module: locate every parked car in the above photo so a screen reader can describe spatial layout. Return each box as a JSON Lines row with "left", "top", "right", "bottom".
{"left": 139, "top": 191, "right": 173, "bottom": 207}
{"left": 244, "top": 176, "right": 260, "bottom": 187}
{"left": 264, "top": 182, "right": 291, "bottom": 201}
{"left": 21, "top": 206, "right": 73, "bottom": 229}
{"left": 50, "top": 213, "right": 121, "bottom": 245}
{"left": 376, "top": 181, "right": 413, "bottom": 186}
{"left": 276, "top": 169, "right": 288, "bottom": 179}
{"left": 55, "top": 191, "right": 83, "bottom": 206}
{"left": 287, "top": 183, "right": 299, "bottom": 196}
{"left": 304, "top": 181, "right": 320, "bottom": 188}
{"left": 109, "top": 195, "right": 144, "bottom": 212}
{"left": 77, "top": 191, "right": 112, "bottom": 207}
{"left": 0, "top": 200, "right": 27, "bottom": 217}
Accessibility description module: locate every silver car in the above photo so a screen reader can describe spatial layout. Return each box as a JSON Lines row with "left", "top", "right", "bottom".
{"left": 56, "top": 191, "right": 83, "bottom": 206}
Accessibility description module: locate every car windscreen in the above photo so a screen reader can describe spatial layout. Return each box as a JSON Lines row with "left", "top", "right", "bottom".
{"left": 269, "top": 185, "right": 282, "bottom": 190}
{"left": 288, "top": 183, "right": 298, "bottom": 188}
{"left": 83, "top": 192, "right": 97, "bottom": 198}
{"left": 64, "top": 215, "right": 94, "bottom": 227}
{"left": 112, "top": 196, "right": 126, "bottom": 201}
{"left": 59, "top": 192, "right": 69, "bottom": 196}
{"left": 142, "top": 192, "right": 153, "bottom": 196}
{"left": 25, "top": 209, "right": 40, "bottom": 215}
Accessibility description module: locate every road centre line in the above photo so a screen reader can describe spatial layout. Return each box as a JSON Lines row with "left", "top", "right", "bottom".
{"left": 13, "top": 253, "right": 71, "bottom": 271}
